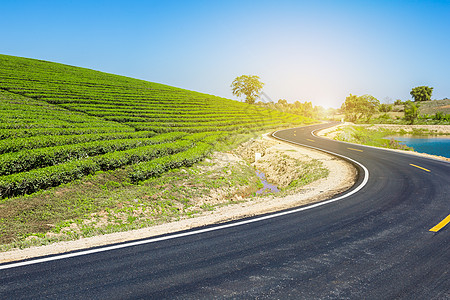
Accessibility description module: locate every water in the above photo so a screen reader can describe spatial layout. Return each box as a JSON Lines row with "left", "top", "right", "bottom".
{"left": 388, "top": 136, "right": 450, "bottom": 158}
{"left": 255, "top": 170, "right": 279, "bottom": 194}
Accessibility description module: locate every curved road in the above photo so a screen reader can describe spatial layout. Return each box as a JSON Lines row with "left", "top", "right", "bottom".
{"left": 1, "top": 123, "right": 449, "bottom": 299}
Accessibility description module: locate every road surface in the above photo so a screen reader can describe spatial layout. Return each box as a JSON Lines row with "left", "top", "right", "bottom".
{"left": 1, "top": 123, "right": 449, "bottom": 299}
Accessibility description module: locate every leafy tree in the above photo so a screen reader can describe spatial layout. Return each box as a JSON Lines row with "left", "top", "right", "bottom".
{"left": 231, "top": 75, "right": 264, "bottom": 104}
{"left": 404, "top": 101, "right": 420, "bottom": 124}
{"left": 341, "top": 94, "right": 359, "bottom": 122}
{"left": 342, "top": 94, "right": 380, "bottom": 122}
{"left": 360, "top": 94, "right": 380, "bottom": 121}
{"left": 410, "top": 86, "right": 433, "bottom": 102}
{"left": 394, "top": 99, "right": 402, "bottom": 105}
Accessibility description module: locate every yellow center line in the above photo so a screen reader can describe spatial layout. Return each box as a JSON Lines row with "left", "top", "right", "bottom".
{"left": 294, "top": 134, "right": 296, "bottom": 136}
{"left": 409, "top": 164, "right": 431, "bottom": 172}
{"left": 347, "top": 147, "right": 363, "bottom": 152}
{"left": 307, "top": 139, "right": 315, "bottom": 142}
{"left": 430, "top": 214, "right": 450, "bottom": 232}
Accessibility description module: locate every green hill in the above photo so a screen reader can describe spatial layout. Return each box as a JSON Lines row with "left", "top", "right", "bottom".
{"left": 0, "top": 54, "right": 314, "bottom": 199}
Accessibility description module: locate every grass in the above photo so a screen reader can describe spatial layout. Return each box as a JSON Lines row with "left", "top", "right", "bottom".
{"left": 286, "top": 160, "right": 329, "bottom": 191}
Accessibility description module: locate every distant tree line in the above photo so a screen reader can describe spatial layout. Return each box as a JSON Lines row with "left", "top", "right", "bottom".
{"left": 230, "top": 75, "right": 326, "bottom": 119}
{"left": 339, "top": 85, "right": 448, "bottom": 124}
{"left": 255, "top": 99, "right": 327, "bottom": 119}
{"left": 230, "top": 76, "right": 446, "bottom": 124}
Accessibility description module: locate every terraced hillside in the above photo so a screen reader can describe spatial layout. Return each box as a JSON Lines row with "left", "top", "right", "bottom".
{"left": 0, "top": 54, "right": 314, "bottom": 199}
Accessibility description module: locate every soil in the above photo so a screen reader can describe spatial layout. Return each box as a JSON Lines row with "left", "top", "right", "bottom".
{"left": 0, "top": 133, "right": 357, "bottom": 263}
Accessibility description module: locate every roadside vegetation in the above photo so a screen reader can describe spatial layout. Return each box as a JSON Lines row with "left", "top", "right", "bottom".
{"left": 321, "top": 124, "right": 449, "bottom": 152}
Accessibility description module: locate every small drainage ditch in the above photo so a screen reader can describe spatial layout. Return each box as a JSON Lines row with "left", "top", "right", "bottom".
{"left": 255, "top": 170, "right": 279, "bottom": 195}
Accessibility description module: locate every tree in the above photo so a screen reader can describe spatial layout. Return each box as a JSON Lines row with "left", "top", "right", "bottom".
{"left": 294, "top": 101, "right": 314, "bottom": 118}
{"left": 379, "top": 103, "right": 393, "bottom": 112}
{"left": 342, "top": 94, "right": 380, "bottom": 122}
{"left": 277, "top": 99, "right": 288, "bottom": 106}
{"left": 394, "top": 99, "right": 402, "bottom": 105}
{"left": 360, "top": 94, "right": 380, "bottom": 121}
{"left": 404, "top": 101, "right": 420, "bottom": 124}
{"left": 231, "top": 75, "right": 264, "bottom": 104}
{"left": 410, "top": 86, "right": 433, "bottom": 102}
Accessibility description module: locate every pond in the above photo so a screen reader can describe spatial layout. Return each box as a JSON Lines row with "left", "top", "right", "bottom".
{"left": 388, "top": 136, "right": 450, "bottom": 158}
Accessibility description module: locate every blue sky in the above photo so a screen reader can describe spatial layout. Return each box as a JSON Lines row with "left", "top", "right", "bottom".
{"left": 2, "top": 0, "right": 449, "bottom": 108}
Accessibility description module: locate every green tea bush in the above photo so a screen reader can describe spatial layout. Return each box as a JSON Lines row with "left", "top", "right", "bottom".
{"left": 0, "top": 132, "right": 187, "bottom": 175}
{"left": 0, "top": 140, "right": 193, "bottom": 198}
{"left": 129, "top": 142, "right": 212, "bottom": 183}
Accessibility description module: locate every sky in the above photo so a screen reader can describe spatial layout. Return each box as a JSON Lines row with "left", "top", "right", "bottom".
{"left": 1, "top": 0, "right": 449, "bottom": 108}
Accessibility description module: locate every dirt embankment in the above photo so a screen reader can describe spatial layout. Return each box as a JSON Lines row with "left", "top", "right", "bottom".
{"left": 0, "top": 133, "right": 357, "bottom": 263}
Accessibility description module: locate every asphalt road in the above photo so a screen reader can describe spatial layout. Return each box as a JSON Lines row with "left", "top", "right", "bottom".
{"left": 1, "top": 123, "right": 449, "bottom": 299}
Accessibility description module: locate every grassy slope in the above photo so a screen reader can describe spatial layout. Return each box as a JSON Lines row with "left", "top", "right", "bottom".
{"left": 369, "top": 99, "right": 450, "bottom": 124}
{"left": 418, "top": 98, "right": 450, "bottom": 115}
{"left": 0, "top": 54, "right": 317, "bottom": 248}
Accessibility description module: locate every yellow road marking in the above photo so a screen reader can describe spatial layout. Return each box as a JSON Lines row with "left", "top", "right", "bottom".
{"left": 347, "top": 147, "right": 363, "bottom": 152}
{"left": 409, "top": 164, "right": 430, "bottom": 172}
{"left": 307, "top": 139, "right": 314, "bottom": 142}
{"left": 294, "top": 134, "right": 296, "bottom": 136}
{"left": 430, "top": 214, "right": 450, "bottom": 232}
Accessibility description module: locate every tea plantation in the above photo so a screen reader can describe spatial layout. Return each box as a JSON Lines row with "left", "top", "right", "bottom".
{"left": 0, "top": 54, "right": 314, "bottom": 198}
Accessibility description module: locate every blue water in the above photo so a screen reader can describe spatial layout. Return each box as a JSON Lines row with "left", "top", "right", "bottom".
{"left": 255, "top": 170, "right": 279, "bottom": 194}
{"left": 389, "top": 136, "right": 450, "bottom": 158}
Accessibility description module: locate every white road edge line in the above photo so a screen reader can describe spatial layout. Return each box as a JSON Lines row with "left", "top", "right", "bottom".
{"left": 0, "top": 126, "right": 369, "bottom": 271}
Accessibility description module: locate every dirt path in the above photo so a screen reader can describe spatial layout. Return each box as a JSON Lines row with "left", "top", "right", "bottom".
{"left": 0, "top": 133, "right": 357, "bottom": 263}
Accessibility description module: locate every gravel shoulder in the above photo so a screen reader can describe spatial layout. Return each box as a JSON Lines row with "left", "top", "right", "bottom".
{"left": 0, "top": 133, "right": 357, "bottom": 263}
